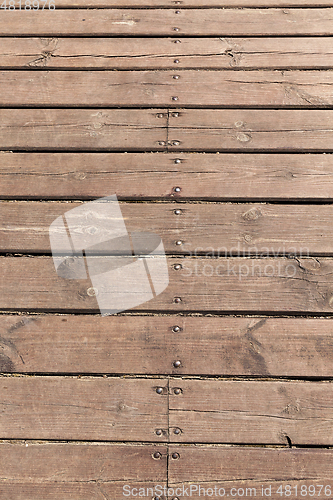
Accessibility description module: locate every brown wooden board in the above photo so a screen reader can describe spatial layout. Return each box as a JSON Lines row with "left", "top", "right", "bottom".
{"left": 0, "top": 109, "right": 168, "bottom": 151}
{"left": 1, "top": 9, "right": 333, "bottom": 36}
{"left": 1, "top": 110, "right": 333, "bottom": 151}
{"left": 169, "top": 379, "right": 333, "bottom": 445}
{"left": 2, "top": 70, "right": 333, "bottom": 107}
{"left": 3, "top": 201, "right": 333, "bottom": 255}
{"left": 0, "top": 442, "right": 167, "bottom": 500}
{"left": 0, "top": 376, "right": 168, "bottom": 440}
{"left": 1, "top": 315, "right": 333, "bottom": 377}
{"left": 2, "top": 255, "right": 333, "bottom": 313}
{"left": 2, "top": 38, "right": 333, "bottom": 69}
{"left": 168, "top": 446, "right": 333, "bottom": 488}
{"left": 34, "top": 0, "right": 333, "bottom": 6}
{"left": 168, "top": 109, "right": 333, "bottom": 151}
{"left": 1, "top": 153, "right": 333, "bottom": 201}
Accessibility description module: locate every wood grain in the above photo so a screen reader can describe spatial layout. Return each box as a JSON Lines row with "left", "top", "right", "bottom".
{"left": 168, "top": 445, "right": 333, "bottom": 482}
{"left": 0, "top": 109, "right": 168, "bottom": 151}
{"left": 1, "top": 256, "right": 333, "bottom": 313}
{"left": 1, "top": 9, "right": 333, "bottom": 36}
{"left": 169, "top": 380, "right": 333, "bottom": 444}
{"left": 42, "top": 0, "right": 333, "bottom": 6}
{"left": 0, "top": 442, "right": 166, "bottom": 500}
{"left": 169, "top": 109, "right": 333, "bottom": 151}
{"left": 2, "top": 38, "right": 333, "bottom": 69}
{"left": 1, "top": 315, "right": 333, "bottom": 377}
{"left": 1, "top": 110, "right": 333, "bottom": 151}
{"left": 3, "top": 201, "right": 333, "bottom": 255}
{"left": 2, "top": 70, "right": 333, "bottom": 107}
{"left": 1, "top": 153, "right": 333, "bottom": 200}
{"left": 0, "top": 377, "right": 168, "bottom": 440}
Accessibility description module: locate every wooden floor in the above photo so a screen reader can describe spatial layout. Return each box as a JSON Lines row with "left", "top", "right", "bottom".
{"left": 1, "top": 1, "right": 333, "bottom": 498}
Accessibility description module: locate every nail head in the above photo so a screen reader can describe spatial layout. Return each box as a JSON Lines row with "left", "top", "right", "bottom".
{"left": 174, "top": 209, "right": 182, "bottom": 215}
{"left": 175, "top": 240, "right": 183, "bottom": 246}
{"left": 156, "top": 429, "right": 163, "bottom": 436}
{"left": 172, "top": 452, "right": 180, "bottom": 459}
{"left": 174, "top": 388, "right": 182, "bottom": 395}
{"left": 156, "top": 387, "right": 163, "bottom": 394}
{"left": 172, "top": 325, "right": 181, "bottom": 332}
{"left": 174, "top": 428, "right": 181, "bottom": 435}
{"left": 174, "top": 159, "right": 181, "bottom": 164}
{"left": 87, "top": 287, "right": 98, "bottom": 297}
{"left": 153, "top": 452, "right": 162, "bottom": 459}
{"left": 174, "top": 59, "right": 180, "bottom": 64}
{"left": 172, "top": 96, "right": 179, "bottom": 101}
{"left": 174, "top": 187, "right": 181, "bottom": 192}
{"left": 173, "top": 360, "right": 181, "bottom": 368}
{"left": 174, "top": 297, "right": 182, "bottom": 303}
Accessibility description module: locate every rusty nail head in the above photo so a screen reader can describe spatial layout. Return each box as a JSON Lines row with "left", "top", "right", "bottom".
{"left": 175, "top": 240, "right": 182, "bottom": 246}
{"left": 174, "top": 388, "right": 182, "bottom": 395}
{"left": 172, "top": 325, "right": 181, "bottom": 332}
{"left": 156, "top": 429, "right": 163, "bottom": 436}
{"left": 156, "top": 387, "right": 163, "bottom": 394}
{"left": 172, "top": 96, "right": 179, "bottom": 100}
{"left": 174, "top": 297, "right": 182, "bottom": 303}
{"left": 174, "top": 159, "right": 181, "bottom": 164}
{"left": 153, "top": 452, "right": 162, "bottom": 459}
{"left": 172, "top": 452, "right": 180, "bottom": 459}
{"left": 174, "top": 209, "right": 181, "bottom": 215}
{"left": 174, "top": 428, "right": 181, "bottom": 435}
{"left": 174, "top": 360, "right": 181, "bottom": 368}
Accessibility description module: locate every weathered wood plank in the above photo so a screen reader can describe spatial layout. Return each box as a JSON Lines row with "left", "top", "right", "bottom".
{"left": 169, "top": 109, "right": 333, "bottom": 151}
{"left": 0, "top": 377, "right": 168, "bottom": 440}
{"left": 1, "top": 315, "right": 333, "bottom": 377}
{"left": 0, "top": 109, "right": 168, "bottom": 151}
{"left": 0, "top": 442, "right": 166, "bottom": 500}
{"left": 3, "top": 201, "right": 333, "bottom": 255}
{"left": 1, "top": 9, "right": 333, "bottom": 36}
{"left": 1, "top": 256, "right": 333, "bottom": 313}
{"left": 3, "top": 37, "right": 333, "bottom": 69}
{"left": 42, "top": 0, "right": 333, "bottom": 6}
{"left": 1, "top": 110, "right": 333, "bottom": 151}
{"left": 168, "top": 445, "right": 333, "bottom": 483}
{"left": 2, "top": 70, "right": 333, "bottom": 107}
{"left": 1, "top": 153, "right": 333, "bottom": 200}
{"left": 169, "top": 380, "right": 333, "bottom": 444}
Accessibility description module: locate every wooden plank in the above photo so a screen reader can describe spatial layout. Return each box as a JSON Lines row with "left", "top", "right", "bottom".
{"left": 3, "top": 201, "right": 333, "bottom": 255}
{"left": 169, "top": 380, "right": 333, "bottom": 444}
{"left": 40, "top": 0, "right": 333, "bottom": 6}
{"left": 169, "top": 109, "right": 333, "bottom": 151}
{"left": 0, "top": 442, "right": 166, "bottom": 500}
{"left": 1, "top": 256, "right": 333, "bottom": 313}
{"left": 0, "top": 377, "right": 168, "bottom": 440}
{"left": 168, "top": 445, "right": 333, "bottom": 484}
{"left": 1, "top": 152, "right": 333, "bottom": 200}
{"left": 2, "top": 70, "right": 333, "bottom": 107}
{"left": 1, "top": 9, "right": 333, "bottom": 36}
{"left": 3, "top": 37, "right": 333, "bottom": 69}
{"left": 0, "top": 109, "right": 168, "bottom": 151}
{"left": 1, "top": 315, "right": 333, "bottom": 377}
{"left": 1, "top": 110, "right": 333, "bottom": 151}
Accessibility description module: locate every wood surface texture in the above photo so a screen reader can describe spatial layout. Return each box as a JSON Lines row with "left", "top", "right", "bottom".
{"left": 1, "top": 2, "right": 333, "bottom": 497}
{"left": 2, "top": 38, "right": 333, "bottom": 70}
{"left": 1, "top": 153, "right": 333, "bottom": 200}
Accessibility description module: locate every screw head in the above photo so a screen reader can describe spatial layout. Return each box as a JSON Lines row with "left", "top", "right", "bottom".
{"left": 174, "top": 428, "right": 181, "bottom": 435}
{"left": 172, "top": 96, "right": 179, "bottom": 101}
{"left": 172, "top": 325, "right": 181, "bottom": 332}
{"left": 174, "top": 209, "right": 182, "bottom": 215}
{"left": 174, "top": 297, "right": 182, "bottom": 303}
{"left": 172, "top": 452, "right": 180, "bottom": 459}
{"left": 173, "top": 360, "right": 181, "bottom": 368}
{"left": 174, "top": 159, "right": 181, "bottom": 164}
{"left": 173, "top": 388, "right": 182, "bottom": 395}
{"left": 156, "top": 429, "right": 163, "bottom": 436}
{"left": 153, "top": 452, "right": 162, "bottom": 459}
{"left": 175, "top": 240, "right": 182, "bottom": 246}
{"left": 156, "top": 387, "right": 163, "bottom": 394}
